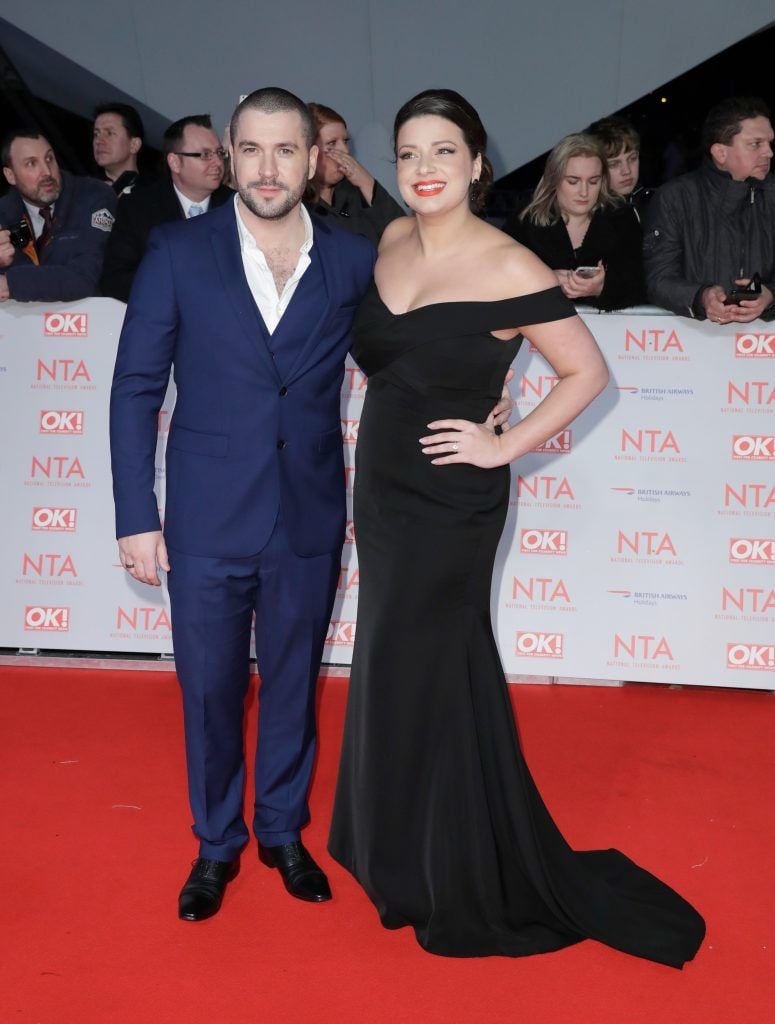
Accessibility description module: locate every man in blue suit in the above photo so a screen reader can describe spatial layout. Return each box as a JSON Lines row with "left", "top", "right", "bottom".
{"left": 110, "top": 88, "right": 374, "bottom": 920}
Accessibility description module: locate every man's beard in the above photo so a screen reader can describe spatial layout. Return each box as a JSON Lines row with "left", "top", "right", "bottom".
{"left": 238, "top": 178, "right": 305, "bottom": 221}
{"left": 28, "top": 176, "right": 61, "bottom": 206}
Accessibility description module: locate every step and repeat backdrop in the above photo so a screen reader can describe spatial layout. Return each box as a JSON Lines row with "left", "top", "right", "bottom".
{"left": 0, "top": 300, "right": 772, "bottom": 688}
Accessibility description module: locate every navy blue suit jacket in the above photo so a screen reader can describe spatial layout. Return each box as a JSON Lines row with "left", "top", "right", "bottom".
{"left": 109, "top": 200, "right": 375, "bottom": 559}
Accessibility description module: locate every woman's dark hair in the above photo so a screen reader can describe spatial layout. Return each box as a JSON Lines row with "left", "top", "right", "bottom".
{"left": 393, "top": 89, "right": 493, "bottom": 212}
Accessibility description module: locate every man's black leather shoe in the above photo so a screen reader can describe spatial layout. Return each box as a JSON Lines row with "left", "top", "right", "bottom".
{"left": 178, "top": 857, "right": 239, "bottom": 921}
{"left": 258, "top": 840, "right": 332, "bottom": 902}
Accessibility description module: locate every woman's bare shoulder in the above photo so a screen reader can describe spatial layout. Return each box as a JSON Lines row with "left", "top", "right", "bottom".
{"left": 482, "top": 231, "right": 558, "bottom": 297}
{"left": 378, "top": 215, "right": 415, "bottom": 252}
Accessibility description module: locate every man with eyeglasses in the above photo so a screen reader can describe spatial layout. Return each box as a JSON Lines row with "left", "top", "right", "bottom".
{"left": 100, "top": 114, "right": 233, "bottom": 302}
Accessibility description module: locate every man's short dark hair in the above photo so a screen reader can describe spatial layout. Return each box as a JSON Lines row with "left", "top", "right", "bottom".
{"left": 163, "top": 115, "right": 214, "bottom": 154}
{"left": 94, "top": 102, "right": 145, "bottom": 142}
{"left": 587, "top": 116, "right": 640, "bottom": 159}
{"left": 702, "top": 96, "right": 771, "bottom": 151}
{"left": 230, "top": 88, "right": 315, "bottom": 149}
{"left": 0, "top": 129, "right": 49, "bottom": 169}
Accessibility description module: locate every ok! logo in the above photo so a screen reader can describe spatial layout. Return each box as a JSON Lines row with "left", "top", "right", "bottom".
{"left": 732, "top": 435, "right": 775, "bottom": 460}
{"left": 735, "top": 333, "right": 775, "bottom": 358}
{"left": 519, "top": 528, "right": 568, "bottom": 555}
{"left": 532, "top": 430, "right": 572, "bottom": 454}
{"left": 44, "top": 312, "right": 88, "bottom": 337}
{"left": 32, "top": 507, "right": 78, "bottom": 532}
{"left": 729, "top": 538, "right": 775, "bottom": 564}
{"left": 515, "top": 631, "right": 564, "bottom": 658}
{"left": 341, "top": 420, "right": 359, "bottom": 444}
{"left": 24, "top": 606, "right": 70, "bottom": 631}
{"left": 326, "top": 621, "right": 356, "bottom": 645}
{"left": 726, "top": 643, "right": 775, "bottom": 671}
{"left": 39, "top": 410, "right": 84, "bottom": 435}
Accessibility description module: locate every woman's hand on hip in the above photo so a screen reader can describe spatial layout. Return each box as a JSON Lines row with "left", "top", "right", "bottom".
{"left": 419, "top": 419, "right": 506, "bottom": 468}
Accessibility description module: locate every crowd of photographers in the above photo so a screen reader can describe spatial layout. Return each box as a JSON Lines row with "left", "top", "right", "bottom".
{"left": 1, "top": 94, "right": 773, "bottom": 324}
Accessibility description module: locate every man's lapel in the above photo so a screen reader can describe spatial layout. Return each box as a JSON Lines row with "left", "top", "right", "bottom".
{"left": 283, "top": 221, "right": 338, "bottom": 383}
{"left": 209, "top": 204, "right": 280, "bottom": 379}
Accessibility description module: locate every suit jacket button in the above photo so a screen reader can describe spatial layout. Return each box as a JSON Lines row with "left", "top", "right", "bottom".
{"left": 279, "top": 386, "right": 288, "bottom": 397}
{"left": 277, "top": 439, "right": 287, "bottom": 450}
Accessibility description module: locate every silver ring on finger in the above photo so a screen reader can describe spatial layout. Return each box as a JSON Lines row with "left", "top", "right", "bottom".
{"left": 452, "top": 442, "right": 459, "bottom": 452}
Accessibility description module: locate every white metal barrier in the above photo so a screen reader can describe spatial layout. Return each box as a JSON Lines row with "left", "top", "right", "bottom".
{"left": 1, "top": 300, "right": 772, "bottom": 689}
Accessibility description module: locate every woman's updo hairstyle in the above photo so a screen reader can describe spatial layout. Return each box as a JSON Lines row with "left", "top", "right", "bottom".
{"left": 393, "top": 89, "right": 493, "bottom": 212}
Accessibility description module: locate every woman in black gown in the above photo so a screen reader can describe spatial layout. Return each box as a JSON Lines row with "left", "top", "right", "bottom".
{"left": 328, "top": 89, "right": 705, "bottom": 967}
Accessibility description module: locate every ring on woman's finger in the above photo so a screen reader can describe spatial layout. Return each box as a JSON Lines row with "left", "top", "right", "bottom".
{"left": 452, "top": 442, "right": 459, "bottom": 452}
{"left": 125, "top": 563, "right": 135, "bottom": 569}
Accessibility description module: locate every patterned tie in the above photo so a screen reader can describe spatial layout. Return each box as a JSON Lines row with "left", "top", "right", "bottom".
{"left": 38, "top": 204, "right": 54, "bottom": 250}
{"left": 188, "top": 204, "right": 204, "bottom": 218}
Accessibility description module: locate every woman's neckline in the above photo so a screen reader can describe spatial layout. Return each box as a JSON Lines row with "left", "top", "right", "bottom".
{"left": 373, "top": 283, "right": 559, "bottom": 318}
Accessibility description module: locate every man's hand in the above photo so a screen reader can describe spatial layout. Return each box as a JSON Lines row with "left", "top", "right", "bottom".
{"left": 118, "top": 530, "right": 170, "bottom": 587}
{"left": 0, "top": 229, "right": 15, "bottom": 269}
{"left": 486, "top": 367, "right": 515, "bottom": 433}
{"left": 0, "top": 275, "right": 9, "bottom": 302}
{"left": 727, "top": 280, "right": 774, "bottom": 323}
{"left": 701, "top": 284, "right": 733, "bottom": 323}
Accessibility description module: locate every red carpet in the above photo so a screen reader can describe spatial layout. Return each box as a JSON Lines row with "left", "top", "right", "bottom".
{"left": 2, "top": 666, "right": 773, "bottom": 1023}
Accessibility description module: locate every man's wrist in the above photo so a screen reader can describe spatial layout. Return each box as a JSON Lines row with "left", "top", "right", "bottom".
{"left": 691, "top": 284, "right": 713, "bottom": 320}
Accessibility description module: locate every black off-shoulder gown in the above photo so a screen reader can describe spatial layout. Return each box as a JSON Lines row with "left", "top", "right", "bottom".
{"left": 328, "top": 284, "right": 705, "bottom": 966}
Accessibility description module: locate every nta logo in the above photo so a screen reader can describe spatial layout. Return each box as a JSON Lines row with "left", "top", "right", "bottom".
{"left": 512, "top": 577, "right": 571, "bottom": 603}
{"left": 620, "top": 429, "right": 680, "bottom": 453}
{"left": 520, "top": 529, "right": 568, "bottom": 555}
{"left": 44, "top": 312, "right": 88, "bottom": 337}
{"left": 32, "top": 507, "right": 78, "bottom": 532}
{"left": 521, "top": 374, "right": 560, "bottom": 399}
{"left": 732, "top": 435, "right": 775, "bottom": 460}
{"left": 39, "top": 410, "right": 84, "bottom": 435}
{"left": 30, "top": 456, "right": 85, "bottom": 480}
{"left": 614, "top": 634, "right": 674, "bottom": 660}
{"left": 726, "top": 643, "right": 775, "bottom": 670}
{"left": 724, "top": 483, "right": 775, "bottom": 509}
{"left": 22, "top": 553, "right": 77, "bottom": 578}
{"left": 36, "top": 359, "right": 91, "bottom": 382}
{"left": 515, "top": 632, "right": 564, "bottom": 658}
{"left": 518, "top": 474, "right": 575, "bottom": 500}
{"left": 25, "top": 606, "right": 70, "bottom": 631}
{"left": 617, "top": 530, "right": 677, "bottom": 556}
{"left": 735, "top": 333, "right": 775, "bottom": 358}
{"left": 726, "top": 381, "right": 775, "bottom": 405}
{"left": 116, "top": 607, "right": 171, "bottom": 631}
{"left": 624, "top": 328, "right": 683, "bottom": 353}
{"left": 729, "top": 538, "right": 775, "bottom": 564}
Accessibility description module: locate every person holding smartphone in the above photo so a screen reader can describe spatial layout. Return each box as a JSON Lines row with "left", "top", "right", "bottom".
{"left": 644, "top": 96, "right": 775, "bottom": 324}
{"left": 504, "top": 133, "right": 645, "bottom": 311}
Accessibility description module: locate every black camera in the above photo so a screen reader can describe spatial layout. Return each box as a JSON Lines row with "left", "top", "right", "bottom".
{"left": 6, "top": 219, "right": 32, "bottom": 250}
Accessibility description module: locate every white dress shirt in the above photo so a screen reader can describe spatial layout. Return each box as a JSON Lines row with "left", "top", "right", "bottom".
{"left": 173, "top": 185, "right": 212, "bottom": 219}
{"left": 234, "top": 194, "right": 314, "bottom": 335}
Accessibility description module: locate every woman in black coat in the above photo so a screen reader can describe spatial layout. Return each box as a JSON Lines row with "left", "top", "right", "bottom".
{"left": 504, "top": 133, "right": 646, "bottom": 310}
{"left": 305, "top": 102, "right": 403, "bottom": 247}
